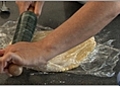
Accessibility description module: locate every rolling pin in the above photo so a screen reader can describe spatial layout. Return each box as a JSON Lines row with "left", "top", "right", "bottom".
{"left": 8, "top": 8, "right": 37, "bottom": 76}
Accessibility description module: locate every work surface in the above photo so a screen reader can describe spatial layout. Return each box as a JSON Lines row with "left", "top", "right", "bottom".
{"left": 0, "top": 1, "right": 120, "bottom": 85}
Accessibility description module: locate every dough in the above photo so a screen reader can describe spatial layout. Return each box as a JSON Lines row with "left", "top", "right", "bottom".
{"left": 31, "top": 30, "right": 96, "bottom": 72}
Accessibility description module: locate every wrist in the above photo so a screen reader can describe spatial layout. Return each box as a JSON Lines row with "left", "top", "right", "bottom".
{"left": 32, "top": 40, "right": 57, "bottom": 62}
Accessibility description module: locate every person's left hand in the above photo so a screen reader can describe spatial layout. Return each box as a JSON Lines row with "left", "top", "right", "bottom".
{"left": 16, "top": 1, "right": 44, "bottom": 16}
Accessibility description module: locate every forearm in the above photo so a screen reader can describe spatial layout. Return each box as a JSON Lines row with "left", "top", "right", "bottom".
{"left": 35, "top": 1, "right": 120, "bottom": 61}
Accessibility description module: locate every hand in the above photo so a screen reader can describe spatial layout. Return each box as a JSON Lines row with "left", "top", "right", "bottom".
{"left": 16, "top": 1, "right": 44, "bottom": 16}
{"left": 0, "top": 42, "right": 47, "bottom": 74}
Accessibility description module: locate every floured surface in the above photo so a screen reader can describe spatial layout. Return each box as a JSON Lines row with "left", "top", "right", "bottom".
{"left": 30, "top": 30, "right": 96, "bottom": 72}
{"left": 0, "top": 21, "right": 120, "bottom": 77}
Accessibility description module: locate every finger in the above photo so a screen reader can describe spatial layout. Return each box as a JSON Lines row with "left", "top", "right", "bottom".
{"left": 2, "top": 52, "right": 23, "bottom": 66}
{"left": 19, "top": 5, "right": 29, "bottom": 14}
{"left": 1, "top": 52, "right": 23, "bottom": 76}
{"left": 0, "top": 52, "right": 16, "bottom": 73}
{"left": 9, "top": 53, "right": 23, "bottom": 66}
{"left": 0, "top": 49, "right": 5, "bottom": 57}
{"left": 0, "top": 57, "right": 4, "bottom": 73}
{"left": 16, "top": 1, "right": 33, "bottom": 14}
{"left": 0, "top": 52, "right": 22, "bottom": 73}
{"left": 0, "top": 57, "right": 7, "bottom": 73}
{"left": 34, "top": 1, "right": 44, "bottom": 16}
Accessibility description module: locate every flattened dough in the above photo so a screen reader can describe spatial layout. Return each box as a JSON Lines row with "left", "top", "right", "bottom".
{"left": 31, "top": 30, "right": 96, "bottom": 72}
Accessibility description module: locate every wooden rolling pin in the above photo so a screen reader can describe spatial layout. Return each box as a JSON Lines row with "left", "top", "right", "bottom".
{"left": 8, "top": 8, "right": 37, "bottom": 76}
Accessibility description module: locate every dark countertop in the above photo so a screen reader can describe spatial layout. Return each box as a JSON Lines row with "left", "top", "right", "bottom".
{"left": 0, "top": 1, "right": 120, "bottom": 85}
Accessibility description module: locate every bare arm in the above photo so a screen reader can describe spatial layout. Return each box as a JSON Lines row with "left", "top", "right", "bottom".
{"left": 34, "top": 1, "right": 120, "bottom": 61}
{"left": 0, "top": 1, "right": 120, "bottom": 73}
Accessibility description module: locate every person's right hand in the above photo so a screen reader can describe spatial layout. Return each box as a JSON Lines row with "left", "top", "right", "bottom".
{"left": 0, "top": 41, "right": 48, "bottom": 74}
{"left": 16, "top": 1, "right": 44, "bottom": 16}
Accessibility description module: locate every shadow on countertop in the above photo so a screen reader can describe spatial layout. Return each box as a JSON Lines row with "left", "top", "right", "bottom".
{"left": 0, "top": 1, "right": 120, "bottom": 85}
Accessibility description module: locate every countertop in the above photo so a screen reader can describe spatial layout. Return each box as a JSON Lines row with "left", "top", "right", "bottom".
{"left": 0, "top": 1, "right": 120, "bottom": 85}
